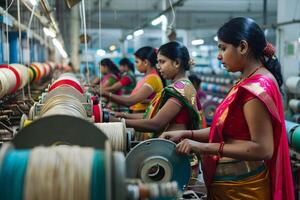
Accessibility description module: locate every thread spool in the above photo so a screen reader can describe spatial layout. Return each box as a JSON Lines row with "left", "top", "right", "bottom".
{"left": 29, "top": 63, "right": 42, "bottom": 82}
{"left": 0, "top": 143, "right": 126, "bottom": 200}
{"left": 28, "top": 66, "right": 36, "bottom": 83}
{"left": 43, "top": 63, "right": 52, "bottom": 77}
{"left": 203, "top": 100, "right": 219, "bottom": 125}
{"left": 285, "top": 120, "right": 300, "bottom": 151}
{"left": 10, "top": 64, "right": 29, "bottom": 89}
{"left": 40, "top": 95, "right": 87, "bottom": 119}
{"left": 126, "top": 139, "right": 191, "bottom": 192}
{"left": 93, "top": 104, "right": 102, "bottom": 123}
{"left": 0, "top": 65, "right": 21, "bottom": 94}
{"left": 49, "top": 73, "right": 83, "bottom": 94}
{"left": 286, "top": 76, "right": 300, "bottom": 94}
{"left": 95, "top": 120, "right": 127, "bottom": 152}
{"left": 289, "top": 99, "right": 300, "bottom": 113}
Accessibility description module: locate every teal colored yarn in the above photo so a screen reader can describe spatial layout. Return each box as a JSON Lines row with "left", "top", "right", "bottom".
{"left": 0, "top": 150, "right": 30, "bottom": 200}
{"left": 91, "top": 150, "right": 106, "bottom": 200}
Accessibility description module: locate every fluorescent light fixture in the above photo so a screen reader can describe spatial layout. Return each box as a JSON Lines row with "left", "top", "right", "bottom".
{"left": 133, "top": 29, "right": 144, "bottom": 37}
{"left": 191, "top": 51, "right": 197, "bottom": 57}
{"left": 29, "top": 0, "right": 38, "bottom": 6}
{"left": 43, "top": 27, "right": 56, "bottom": 38}
{"left": 96, "top": 49, "right": 106, "bottom": 57}
{"left": 214, "top": 36, "right": 218, "bottom": 42}
{"left": 109, "top": 45, "right": 116, "bottom": 51}
{"left": 126, "top": 34, "right": 133, "bottom": 40}
{"left": 191, "top": 39, "right": 204, "bottom": 46}
{"left": 52, "top": 38, "right": 68, "bottom": 58}
{"left": 151, "top": 15, "right": 167, "bottom": 26}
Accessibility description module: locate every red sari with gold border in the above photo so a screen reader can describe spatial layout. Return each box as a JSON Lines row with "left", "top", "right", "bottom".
{"left": 202, "top": 74, "right": 294, "bottom": 200}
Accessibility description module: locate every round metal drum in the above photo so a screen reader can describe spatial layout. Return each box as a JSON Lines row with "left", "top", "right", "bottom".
{"left": 126, "top": 139, "right": 191, "bottom": 191}
{"left": 12, "top": 115, "right": 108, "bottom": 149}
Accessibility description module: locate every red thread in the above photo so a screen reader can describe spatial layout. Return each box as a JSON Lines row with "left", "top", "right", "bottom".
{"left": 0, "top": 64, "right": 21, "bottom": 93}
{"left": 49, "top": 79, "right": 84, "bottom": 93}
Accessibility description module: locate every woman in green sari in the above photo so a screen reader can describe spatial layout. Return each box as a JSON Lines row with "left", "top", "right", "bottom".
{"left": 111, "top": 41, "right": 206, "bottom": 139}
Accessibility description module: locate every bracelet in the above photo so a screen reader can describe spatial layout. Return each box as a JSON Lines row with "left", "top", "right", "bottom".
{"left": 109, "top": 92, "right": 112, "bottom": 102}
{"left": 190, "top": 130, "right": 194, "bottom": 139}
{"left": 218, "top": 141, "right": 225, "bottom": 158}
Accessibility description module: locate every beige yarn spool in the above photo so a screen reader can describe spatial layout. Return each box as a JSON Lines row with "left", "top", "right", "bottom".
{"left": 286, "top": 76, "right": 300, "bottom": 94}
{"left": 95, "top": 120, "right": 127, "bottom": 152}
{"left": 40, "top": 95, "right": 87, "bottom": 119}
{"left": 24, "top": 146, "right": 94, "bottom": 200}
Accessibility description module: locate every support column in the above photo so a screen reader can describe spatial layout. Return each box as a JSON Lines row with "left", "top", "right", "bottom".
{"left": 0, "top": 27, "right": 3, "bottom": 63}
{"left": 70, "top": 5, "right": 80, "bottom": 71}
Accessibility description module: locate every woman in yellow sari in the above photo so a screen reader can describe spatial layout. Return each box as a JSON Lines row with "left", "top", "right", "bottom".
{"left": 160, "top": 17, "right": 294, "bottom": 200}
{"left": 101, "top": 46, "right": 163, "bottom": 113}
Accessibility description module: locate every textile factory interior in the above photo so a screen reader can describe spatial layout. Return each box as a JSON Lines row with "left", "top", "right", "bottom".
{"left": 0, "top": 0, "right": 300, "bottom": 199}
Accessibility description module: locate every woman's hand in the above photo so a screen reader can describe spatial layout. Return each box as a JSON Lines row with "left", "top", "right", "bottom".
{"left": 159, "top": 130, "right": 189, "bottom": 143}
{"left": 176, "top": 139, "right": 205, "bottom": 155}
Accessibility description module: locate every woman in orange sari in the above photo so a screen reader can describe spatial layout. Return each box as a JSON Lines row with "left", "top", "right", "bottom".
{"left": 101, "top": 46, "right": 163, "bottom": 113}
{"left": 160, "top": 17, "right": 294, "bottom": 200}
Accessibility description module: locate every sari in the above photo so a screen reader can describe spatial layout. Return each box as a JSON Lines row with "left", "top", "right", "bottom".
{"left": 100, "top": 73, "right": 121, "bottom": 111}
{"left": 130, "top": 69, "right": 163, "bottom": 112}
{"left": 120, "top": 71, "right": 136, "bottom": 95}
{"left": 202, "top": 74, "right": 294, "bottom": 200}
{"left": 141, "top": 79, "right": 206, "bottom": 139}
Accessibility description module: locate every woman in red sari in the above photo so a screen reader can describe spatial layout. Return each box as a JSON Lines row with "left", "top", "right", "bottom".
{"left": 160, "top": 17, "right": 294, "bottom": 200}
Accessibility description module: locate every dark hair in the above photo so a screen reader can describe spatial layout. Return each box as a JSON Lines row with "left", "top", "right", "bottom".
{"left": 158, "top": 41, "right": 191, "bottom": 71}
{"left": 134, "top": 46, "right": 158, "bottom": 67}
{"left": 135, "top": 46, "right": 166, "bottom": 86}
{"left": 217, "top": 17, "right": 283, "bottom": 86}
{"left": 188, "top": 74, "right": 201, "bottom": 86}
{"left": 100, "top": 58, "right": 120, "bottom": 75}
{"left": 119, "top": 58, "right": 135, "bottom": 72}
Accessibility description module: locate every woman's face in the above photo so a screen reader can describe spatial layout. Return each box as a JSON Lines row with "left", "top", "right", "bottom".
{"left": 135, "top": 56, "right": 147, "bottom": 73}
{"left": 217, "top": 40, "right": 242, "bottom": 72}
{"left": 157, "top": 53, "right": 179, "bottom": 80}
{"left": 100, "top": 65, "right": 108, "bottom": 74}
{"left": 119, "top": 65, "right": 127, "bottom": 73}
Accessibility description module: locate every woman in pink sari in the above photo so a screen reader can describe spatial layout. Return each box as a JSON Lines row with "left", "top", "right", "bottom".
{"left": 160, "top": 17, "right": 294, "bottom": 200}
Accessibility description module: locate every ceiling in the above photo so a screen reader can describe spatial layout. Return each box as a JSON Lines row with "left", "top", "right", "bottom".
{"left": 1, "top": 0, "right": 278, "bottom": 55}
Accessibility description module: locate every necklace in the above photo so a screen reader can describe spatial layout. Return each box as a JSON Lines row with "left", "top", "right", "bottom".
{"left": 235, "top": 65, "right": 262, "bottom": 85}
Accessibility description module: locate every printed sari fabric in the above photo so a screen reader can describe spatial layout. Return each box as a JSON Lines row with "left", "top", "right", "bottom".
{"left": 130, "top": 69, "right": 163, "bottom": 112}
{"left": 202, "top": 74, "right": 294, "bottom": 200}
{"left": 140, "top": 79, "right": 206, "bottom": 140}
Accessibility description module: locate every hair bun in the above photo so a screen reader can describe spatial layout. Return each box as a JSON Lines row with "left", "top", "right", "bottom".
{"left": 263, "top": 42, "right": 275, "bottom": 57}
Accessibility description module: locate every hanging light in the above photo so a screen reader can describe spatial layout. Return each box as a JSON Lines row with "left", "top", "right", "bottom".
{"left": 96, "top": 49, "right": 106, "bottom": 57}
{"left": 191, "top": 39, "right": 204, "bottom": 46}
{"left": 151, "top": 15, "right": 167, "bottom": 26}
{"left": 133, "top": 29, "right": 144, "bottom": 37}
{"left": 52, "top": 38, "right": 68, "bottom": 58}
{"left": 214, "top": 36, "right": 218, "bottom": 42}
{"left": 43, "top": 27, "right": 56, "bottom": 38}
{"left": 126, "top": 35, "right": 133, "bottom": 40}
{"left": 109, "top": 45, "right": 116, "bottom": 51}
